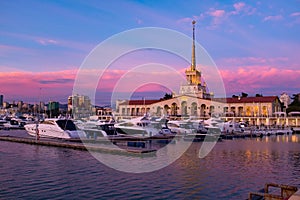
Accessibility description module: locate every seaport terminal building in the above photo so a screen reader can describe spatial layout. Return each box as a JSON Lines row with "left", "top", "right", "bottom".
{"left": 115, "top": 21, "right": 298, "bottom": 127}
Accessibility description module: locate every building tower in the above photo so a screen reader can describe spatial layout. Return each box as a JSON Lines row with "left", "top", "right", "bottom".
{"left": 178, "top": 21, "right": 211, "bottom": 99}
{"left": 185, "top": 20, "right": 201, "bottom": 85}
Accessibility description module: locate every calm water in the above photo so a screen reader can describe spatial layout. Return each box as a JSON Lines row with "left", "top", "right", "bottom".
{"left": 0, "top": 132, "right": 299, "bottom": 199}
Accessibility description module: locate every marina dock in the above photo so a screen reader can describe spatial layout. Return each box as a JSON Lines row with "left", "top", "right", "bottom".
{"left": 0, "top": 130, "right": 157, "bottom": 155}
{"left": 0, "top": 125, "right": 298, "bottom": 156}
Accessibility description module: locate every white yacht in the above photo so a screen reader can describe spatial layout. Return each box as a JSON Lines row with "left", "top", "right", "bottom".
{"left": 223, "top": 121, "right": 244, "bottom": 134}
{"left": 114, "top": 116, "right": 171, "bottom": 137}
{"left": 24, "top": 118, "right": 86, "bottom": 139}
{"left": 75, "top": 120, "right": 117, "bottom": 138}
{"left": 3, "top": 118, "right": 23, "bottom": 130}
{"left": 167, "top": 120, "right": 195, "bottom": 135}
{"left": 183, "top": 117, "right": 223, "bottom": 142}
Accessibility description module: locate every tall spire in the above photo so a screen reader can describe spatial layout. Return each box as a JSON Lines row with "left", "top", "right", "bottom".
{"left": 191, "top": 20, "right": 196, "bottom": 71}
{"left": 184, "top": 20, "right": 201, "bottom": 86}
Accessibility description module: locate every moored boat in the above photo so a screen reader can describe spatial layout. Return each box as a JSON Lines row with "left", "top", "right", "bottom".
{"left": 183, "top": 126, "right": 222, "bottom": 142}
{"left": 114, "top": 116, "right": 173, "bottom": 137}
{"left": 24, "top": 118, "right": 86, "bottom": 139}
{"left": 167, "top": 120, "right": 195, "bottom": 135}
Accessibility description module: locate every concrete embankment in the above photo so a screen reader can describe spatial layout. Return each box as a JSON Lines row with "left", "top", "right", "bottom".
{"left": 0, "top": 130, "right": 157, "bottom": 155}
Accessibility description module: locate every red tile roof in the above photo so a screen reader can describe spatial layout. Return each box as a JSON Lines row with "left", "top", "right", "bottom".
{"left": 119, "top": 96, "right": 279, "bottom": 106}
{"left": 225, "top": 96, "right": 278, "bottom": 103}
{"left": 119, "top": 99, "right": 161, "bottom": 106}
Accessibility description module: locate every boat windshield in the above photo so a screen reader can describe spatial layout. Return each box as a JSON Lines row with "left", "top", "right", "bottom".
{"left": 56, "top": 120, "right": 77, "bottom": 131}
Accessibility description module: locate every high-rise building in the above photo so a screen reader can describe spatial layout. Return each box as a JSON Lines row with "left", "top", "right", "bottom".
{"left": 68, "top": 94, "right": 93, "bottom": 119}
{"left": 17, "top": 101, "right": 23, "bottom": 110}
{"left": 48, "top": 101, "right": 59, "bottom": 110}
{"left": 3, "top": 102, "right": 9, "bottom": 108}
{"left": 0, "top": 95, "right": 3, "bottom": 108}
{"left": 48, "top": 101, "right": 59, "bottom": 118}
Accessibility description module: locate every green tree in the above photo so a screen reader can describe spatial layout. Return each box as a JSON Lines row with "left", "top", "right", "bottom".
{"left": 286, "top": 94, "right": 300, "bottom": 113}
{"left": 241, "top": 92, "right": 248, "bottom": 97}
{"left": 161, "top": 93, "right": 172, "bottom": 100}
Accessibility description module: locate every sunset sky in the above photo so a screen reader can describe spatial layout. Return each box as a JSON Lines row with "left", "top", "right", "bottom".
{"left": 1, "top": 0, "right": 300, "bottom": 105}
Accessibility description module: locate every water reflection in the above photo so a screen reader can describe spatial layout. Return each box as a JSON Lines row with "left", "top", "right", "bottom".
{"left": 256, "top": 134, "right": 300, "bottom": 143}
{"left": 0, "top": 134, "right": 299, "bottom": 199}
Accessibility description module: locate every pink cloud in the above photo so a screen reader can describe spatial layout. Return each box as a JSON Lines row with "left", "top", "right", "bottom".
{"left": 231, "top": 2, "right": 256, "bottom": 16}
{"left": 219, "top": 56, "right": 289, "bottom": 67}
{"left": 219, "top": 66, "right": 300, "bottom": 95}
{"left": 263, "top": 15, "right": 283, "bottom": 22}
{"left": 2, "top": 63, "right": 298, "bottom": 104}
{"left": 100, "top": 70, "right": 125, "bottom": 80}
{"left": 287, "top": 12, "right": 300, "bottom": 26}
{"left": 176, "top": 12, "right": 206, "bottom": 27}
{"left": 177, "top": 3, "right": 255, "bottom": 29}
{"left": 0, "top": 69, "right": 77, "bottom": 102}
{"left": 134, "top": 83, "right": 172, "bottom": 93}
{"left": 36, "top": 38, "right": 58, "bottom": 46}
{"left": 176, "top": 17, "right": 194, "bottom": 24}
{"left": 107, "top": 69, "right": 184, "bottom": 94}
{"left": 208, "top": 9, "right": 225, "bottom": 17}
{"left": 206, "top": 9, "right": 226, "bottom": 30}
{"left": 0, "top": 68, "right": 127, "bottom": 102}
{"left": 290, "top": 12, "right": 300, "bottom": 17}
{"left": 233, "top": 2, "right": 245, "bottom": 11}
{"left": 97, "top": 69, "right": 127, "bottom": 91}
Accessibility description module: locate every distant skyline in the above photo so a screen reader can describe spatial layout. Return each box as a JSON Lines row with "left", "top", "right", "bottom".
{"left": 1, "top": 0, "right": 300, "bottom": 105}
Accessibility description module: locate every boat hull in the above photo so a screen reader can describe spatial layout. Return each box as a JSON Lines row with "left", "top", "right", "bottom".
{"left": 25, "top": 124, "right": 85, "bottom": 139}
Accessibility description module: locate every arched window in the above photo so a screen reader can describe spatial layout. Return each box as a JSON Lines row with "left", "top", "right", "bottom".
{"left": 171, "top": 103, "right": 178, "bottom": 116}
{"left": 181, "top": 101, "right": 187, "bottom": 116}
{"left": 191, "top": 102, "right": 197, "bottom": 116}
{"left": 200, "top": 104, "right": 206, "bottom": 116}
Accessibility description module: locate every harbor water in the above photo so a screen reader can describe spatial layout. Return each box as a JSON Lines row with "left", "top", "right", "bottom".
{"left": 0, "top": 131, "right": 299, "bottom": 199}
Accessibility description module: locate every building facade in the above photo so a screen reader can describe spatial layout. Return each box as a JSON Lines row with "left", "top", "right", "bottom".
{"left": 115, "top": 21, "right": 285, "bottom": 125}
{"left": 116, "top": 96, "right": 281, "bottom": 118}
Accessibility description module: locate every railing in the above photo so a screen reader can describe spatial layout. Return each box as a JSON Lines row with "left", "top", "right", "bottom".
{"left": 248, "top": 183, "right": 298, "bottom": 200}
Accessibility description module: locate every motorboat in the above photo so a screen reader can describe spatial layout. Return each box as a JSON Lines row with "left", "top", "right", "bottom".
{"left": 24, "top": 118, "right": 86, "bottom": 139}
{"left": 75, "top": 117, "right": 115, "bottom": 131}
{"left": 84, "top": 122, "right": 118, "bottom": 138}
{"left": 183, "top": 126, "right": 221, "bottom": 142}
{"left": 114, "top": 115, "right": 172, "bottom": 137}
{"left": 3, "top": 118, "right": 24, "bottom": 130}
{"left": 183, "top": 118, "right": 208, "bottom": 134}
{"left": 167, "top": 120, "right": 195, "bottom": 135}
{"left": 204, "top": 117, "right": 224, "bottom": 129}
{"left": 275, "top": 128, "right": 293, "bottom": 135}
{"left": 0, "top": 118, "right": 6, "bottom": 128}
{"left": 223, "top": 121, "right": 244, "bottom": 134}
